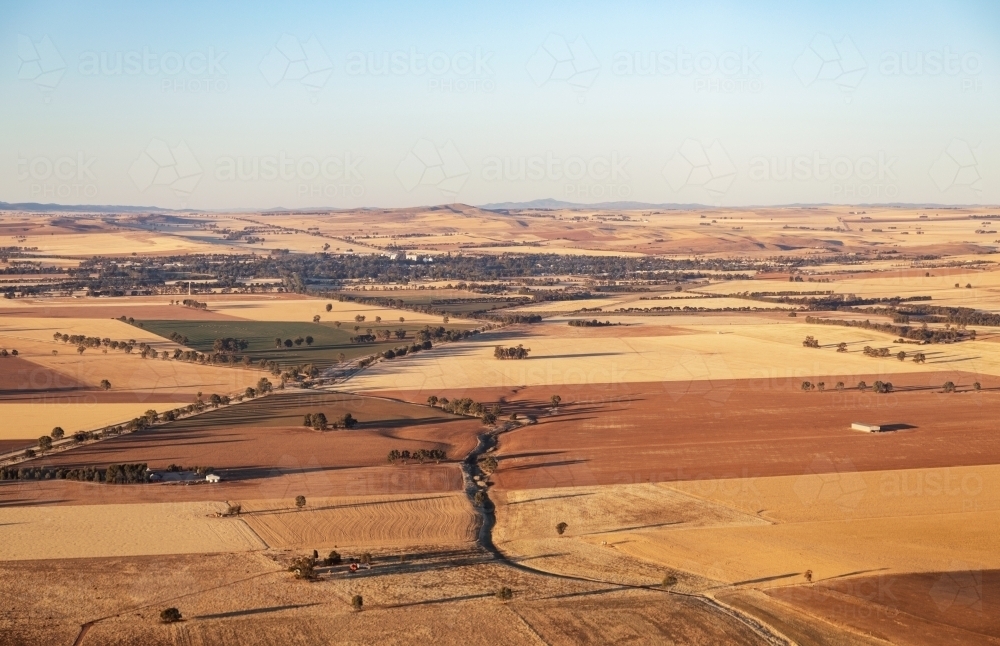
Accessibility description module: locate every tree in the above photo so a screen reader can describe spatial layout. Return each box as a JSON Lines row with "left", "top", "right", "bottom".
{"left": 801, "top": 381, "right": 813, "bottom": 391}
{"left": 974, "top": 382, "right": 982, "bottom": 390}
{"left": 160, "top": 608, "right": 182, "bottom": 623}
{"left": 550, "top": 394, "right": 561, "bottom": 408}
{"left": 312, "top": 413, "right": 328, "bottom": 431}
{"left": 913, "top": 352, "right": 926, "bottom": 363}
{"left": 804, "top": 570, "right": 813, "bottom": 583}
{"left": 100, "top": 379, "right": 111, "bottom": 390}
{"left": 556, "top": 522, "right": 568, "bottom": 535}
{"left": 836, "top": 342, "right": 847, "bottom": 352}
{"left": 305, "top": 336, "right": 314, "bottom": 346}
{"left": 662, "top": 574, "right": 678, "bottom": 588}
{"left": 257, "top": 377, "right": 273, "bottom": 393}
{"left": 51, "top": 427, "right": 64, "bottom": 440}
{"left": 399, "top": 317, "right": 405, "bottom": 323}
{"left": 360, "top": 552, "right": 372, "bottom": 566}
{"left": 313, "top": 315, "right": 321, "bottom": 323}
{"left": 275, "top": 337, "right": 282, "bottom": 348}
{"left": 294, "top": 336, "right": 304, "bottom": 346}
{"left": 326, "top": 303, "right": 333, "bottom": 312}
{"left": 802, "top": 336, "right": 819, "bottom": 348}
{"left": 289, "top": 556, "right": 315, "bottom": 579}
{"left": 943, "top": 381, "right": 956, "bottom": 393}
{"left": 351, "top": 595, "right": 363, "bottom": 611}
{"left": 284, "top": 339, "right": 293, "bottom": 348}
{"left": 295, "top": 495, "right": 306, "bottom": 509}
{"left": 496, "top": 586, "right": 513, "bottom": 601}
{"left": 303, "top": 413, "right": 313, "bottom": 427}
{"left": 857, "top": 381, "right": 868, "bottom": 391}
{"left": 334, "top": 321, "right": 341, "bottom": 328}
{"left": 355, "top": 314, "right": 366, "bottom": 323}
{"left": 482, "top": 412, "right": 497, "bottom": 426}
{"left": 77, "top": 346, "right": 85, "bottom": 355}
{"left": 427, "top": 395, "right": 439, "bottom": 406}
{"left": 24, "top": 449, "right": 35, "bottom": 458}
{"left": 897, "top": 351, "right": 906, "bottom": 361}
{"left": 38, "top": 436, "right": 52, "bottom": 452}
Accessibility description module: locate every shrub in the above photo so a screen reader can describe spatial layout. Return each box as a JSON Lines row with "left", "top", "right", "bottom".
{"left": 160, "top": 608, "right": 182, "bottom": 623}
{"left": 496, "top": 586, "right": 514, "bottom": 601}
{"left": 556, "top": 522, "right": 568, "bottom": 535}
{"left": 351, "top": 595, "right": 363, "bottom": 611}
{"left": 295, "top": 495, "right": 306, "bottom": 509}
{"left": 662, "top": 574, "right": 678, "bottom": 588}
{"left": 324, "top": 550, "right": 342, "bottom": 566}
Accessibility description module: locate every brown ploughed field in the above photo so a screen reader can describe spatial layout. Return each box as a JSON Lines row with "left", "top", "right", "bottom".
{"left": 380, "top": 373, "right": 1000, "bottom": 490}
{"left": 765, "top": 570, "right": 1000, "bottom": 646}
{"left": 1, "top": 391, "right": 481, "bottom": 505}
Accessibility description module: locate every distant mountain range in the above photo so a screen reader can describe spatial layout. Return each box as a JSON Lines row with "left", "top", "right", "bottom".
{"left": 0, "top": 201, "right": 183, "bottom": 213}
{"left": 1, "top": 200, "right": 992, "bottom": 214}
{"left": 477, "top": 199, "right": 709, "bottom": 210}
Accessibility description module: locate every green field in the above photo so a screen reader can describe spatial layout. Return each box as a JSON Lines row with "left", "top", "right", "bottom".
{"left": 139, "top": 320, "right": 441, "bottom": 369}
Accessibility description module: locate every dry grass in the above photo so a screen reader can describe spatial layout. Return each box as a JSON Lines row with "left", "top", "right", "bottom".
{"left": 342, "top": 316, "right": 1000, "bottom": 392}
{"left": 206, "top": 295, "right": 451, "bottom": 325}
{"left": 0, "top": 501, "right": 266, "bottom": 560}
{"left": 239, "top": 492, "right": 477, "bottom": 549}
{"left": 0, "top": 402, "right": 178, "bottom": 439}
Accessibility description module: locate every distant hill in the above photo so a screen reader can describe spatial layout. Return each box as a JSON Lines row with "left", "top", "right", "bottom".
{"left": 0, "top": 201, "right": 182, "bottom": 213}
{"left": 477, "top": 199, "right": 709, "bottom": 211}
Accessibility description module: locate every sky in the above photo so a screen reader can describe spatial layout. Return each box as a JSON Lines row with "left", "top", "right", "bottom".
{"left": 2, "top": 0, "right": 998, "bottom": 209}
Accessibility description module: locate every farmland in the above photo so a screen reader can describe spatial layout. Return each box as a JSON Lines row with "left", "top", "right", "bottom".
{"left": 4, "top": 205, "right": 1000, "bottom": 644}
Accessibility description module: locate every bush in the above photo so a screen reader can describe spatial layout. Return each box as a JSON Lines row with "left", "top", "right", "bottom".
{"left": 324, "top": 550, "right": 342, "bottom": 566}
{"left": 295, "top": 495, "right": 306, "bottom": 509}
{"left": 556, "top": 522, "right": 568, "bottom": 535}
{"left": 160, "top": 608, "right": 182, "bottom": 623}
{"left": 496, "top": 586, "right": 514, "bottom": 601}
{"left": 351, "top": 595, "right": 363, "bottom": 611}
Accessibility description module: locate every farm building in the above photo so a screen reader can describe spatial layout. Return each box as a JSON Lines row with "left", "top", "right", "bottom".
{"left": 852, "top": 422, "right": 882, "bottom": 433}
{"left": 205, "top": 474, "right": 221, "bottom": 483}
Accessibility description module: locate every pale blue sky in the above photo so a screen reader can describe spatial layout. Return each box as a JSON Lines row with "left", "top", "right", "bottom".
{"left": 2, "top": 0, "right": 997, "bottom": 208}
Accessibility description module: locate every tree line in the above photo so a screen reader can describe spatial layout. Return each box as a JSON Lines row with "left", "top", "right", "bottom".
{"left": 386, "top": 449, "right": 447, "bottom": 463}
{"left": 0, "top": 463, "right": 148, "bottom": 484}
{"left": 568, "top": 319, "right": 618, "bottom": 327}
{"left": 303, "top": 412, "right": 358, "bottom": 430}
{"left": 494, "top": 345, "right": 530, "bottom": 360}
{"left": 804, "top": 316, "right": 972, "bottom": 344}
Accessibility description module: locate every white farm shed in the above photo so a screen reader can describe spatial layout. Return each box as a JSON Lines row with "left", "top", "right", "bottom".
{"left": 851, "top": 422, "right": 881, "bottom": 433}
{"left": 205, "top": 474, "right": 222, "bottom": 483}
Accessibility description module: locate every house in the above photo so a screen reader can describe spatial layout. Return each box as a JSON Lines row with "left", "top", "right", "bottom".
{"left": 205, "top": 473, "right": 221, "bottom": 483}
{"left": 851, "top": 422, "right": 881, "bottom": 433}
